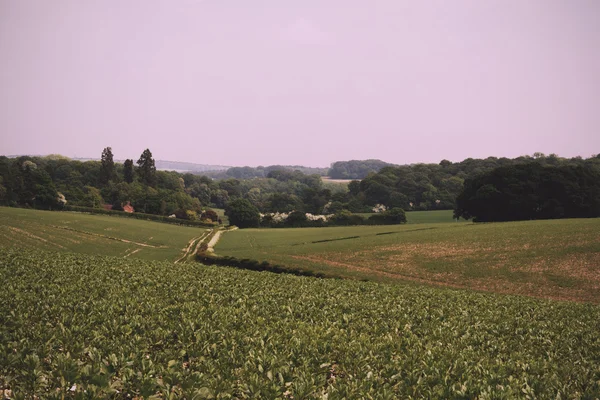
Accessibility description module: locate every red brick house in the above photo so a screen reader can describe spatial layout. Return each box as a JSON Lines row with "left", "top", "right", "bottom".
{"left": 103, "top": 201, "right": 135, "bottom": 213}
{"left": 123, "top": 201, "right": 135, "bottom": 213}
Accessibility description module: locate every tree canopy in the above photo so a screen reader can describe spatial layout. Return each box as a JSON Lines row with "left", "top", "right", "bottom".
{"left": 100, "top": 147, "right": 116, "bottom": 184}
{"left": 225, "top": 198, "right": 260, "bottom": 228}
{"left": 137, "top": 149, "right": 156, "bottom": 187}
{"left": 123, "top": 159, "right": 134, "bottom": 183}
{"left": 454, "top": 162, "right": 600, "bottom": 222}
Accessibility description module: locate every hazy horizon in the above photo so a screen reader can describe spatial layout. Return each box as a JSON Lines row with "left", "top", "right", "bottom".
{"left": 2, "top": 151, "right": 597, "bottom": 170}
{"left": 1, "top": 1, "right": 599, "bottom": 167}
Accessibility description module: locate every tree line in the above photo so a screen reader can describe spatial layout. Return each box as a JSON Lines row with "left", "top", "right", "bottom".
{"left": 0, "top": 148, "right": 203, "bottom": 218}
{"left": 328, "top": 159, "right": 395, "bottom": 179}
{"left": 343, "top": 153, "right": 600, "bottom": 213}
{"left": 1, "top": 150, "right": 598, "bottom": 224}
{"left": 454, "top": 161, "right": 600, "bottom": 222}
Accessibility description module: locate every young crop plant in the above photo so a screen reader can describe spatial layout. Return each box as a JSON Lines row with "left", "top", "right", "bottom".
{"left": 1, "top": 249, "right": 599, "bottom": 398}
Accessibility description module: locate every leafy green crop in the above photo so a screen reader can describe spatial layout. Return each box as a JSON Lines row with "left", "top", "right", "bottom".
{"left": 1, "top": 249, "right": 599, "bottom": 398}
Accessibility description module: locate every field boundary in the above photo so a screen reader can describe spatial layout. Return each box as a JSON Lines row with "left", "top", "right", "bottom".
{"left": 196, "top": 253, "right": 338, "bottom": 279}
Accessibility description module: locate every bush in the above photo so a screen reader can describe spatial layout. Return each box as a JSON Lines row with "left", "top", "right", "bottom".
{"left": 331, "top": 210, "right": 365, "bottom": 226}
{"left": 368, "top": 208, "right": 407, "bottom": 225}
{"left": 285, "top": 211, "right": 308, "bottom": 227}
{"left": 186, "top": 210, "right": 198, "bottom": 221}
{"left": 202, "top": 209, "right": 219, "bottom": 223}
{"left": 225, "top": 198, "right": 260, "bottom": 228}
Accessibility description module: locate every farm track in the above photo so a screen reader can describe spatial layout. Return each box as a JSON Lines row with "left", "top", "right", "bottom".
{"left": 7, "top": 226, "right": 67, "bottom": 249}
{"left": 175, "top": 230, "right": 213, "bottom": 263}
{"left": 206, "top": 227, "right": 238, "bottom": 253}
{"left": 124, "top": 248, "right": 142, "bottom": 258}
{"left": 174, "top": 226, "right": 238, "bottom": 262}
{"left": 175, "top": 235, "right": 203, "bottom": 263}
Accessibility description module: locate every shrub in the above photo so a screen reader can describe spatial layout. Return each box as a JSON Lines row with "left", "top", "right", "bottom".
{"left": 285, "top": 211, "right": 308, "bottom": 227}
{"left": 368, "top": 208, "right": 407, "bottom": 225}
{"left": 202, "top": 209, "right": 219, "bottom": 222}
{"left": 225, "top": 198, "right": 260, "bottom": 228}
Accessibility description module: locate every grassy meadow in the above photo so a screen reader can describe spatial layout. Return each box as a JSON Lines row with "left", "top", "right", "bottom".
{"left": 1, "top": 248, "right": 599, "bottom": 398}
{"left": 0, "top": 207, "right": 208, "bottom": 261}
{"left": 216, "top": 218, "right": 600, "bottom": 303}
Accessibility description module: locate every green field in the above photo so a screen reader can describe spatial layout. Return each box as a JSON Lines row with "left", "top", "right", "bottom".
{"left": 216, "top": 218, "right": 600, "bottom": 303}
{"left": 1, "top": 248, "right": 599, "bottom": 398}
{"left": 0, "top": 207, "right": 207, "bottom": 261}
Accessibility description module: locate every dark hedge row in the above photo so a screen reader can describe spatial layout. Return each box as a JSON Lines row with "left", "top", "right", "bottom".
{"left": 196, "top": 253, "right": 339, "bottom": 279}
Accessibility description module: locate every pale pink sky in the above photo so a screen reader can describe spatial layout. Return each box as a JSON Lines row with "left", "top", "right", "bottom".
{"left": 1, "top": 0, "right": 599, "bottom": 167}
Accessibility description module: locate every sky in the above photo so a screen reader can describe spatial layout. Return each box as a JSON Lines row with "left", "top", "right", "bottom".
{"left": 1, "top": 0, "right": 599, "bottom": 167}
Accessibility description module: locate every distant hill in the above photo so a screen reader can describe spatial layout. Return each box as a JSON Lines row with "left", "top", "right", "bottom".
{"left": 203, "top": 165, "right": 329, "bottom": 179}
{"left": 68, "top": 158, "right": 231, "bottom": 173}
{"left": 153, "top": 160, "right": 230, "bottom": 173}
{"left": 328, "top": 159, "right": 397, "bottom": 179}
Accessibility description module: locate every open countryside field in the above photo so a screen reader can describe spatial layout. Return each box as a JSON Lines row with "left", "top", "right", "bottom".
{"left": 216, "top": 218, "right": 600, "bottom": 303}
{"left": 1, "top": 248, "right": 599, "bottom": 398}
{"left": 0, "top": 207, "right": 208, "bottom": 262}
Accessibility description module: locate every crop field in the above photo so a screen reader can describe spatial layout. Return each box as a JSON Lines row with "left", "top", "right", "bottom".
{"left": 216, "top": 218, "right": 600, "bottom": 303}
{"left": 0, "top": 207, "right": 207, "bottom": 262}
{"left": 1, "top": 248, "right": 599, "bottom": 398}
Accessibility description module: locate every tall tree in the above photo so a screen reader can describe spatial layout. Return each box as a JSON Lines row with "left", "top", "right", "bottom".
{"left": 100, "top": 147, "right": 117, "bottom": 184}
{"left": 137, "top": 149, "right": 156, "bottom": 187}
{"left": 123, "top": 159, "right": 134, "bottom": 183}
{"left": 225, "top": 198, "right": 260, "bottom": 228}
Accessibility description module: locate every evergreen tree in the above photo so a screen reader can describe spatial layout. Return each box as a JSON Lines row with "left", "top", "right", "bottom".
{"left": 123, "top": 159, "right": 134, "bottom": 183}
{"left": 137, "top": 149, "right": 156, "bottom": 187}
{"left": 100, "top": 147, "right": 117, "bottom": 184}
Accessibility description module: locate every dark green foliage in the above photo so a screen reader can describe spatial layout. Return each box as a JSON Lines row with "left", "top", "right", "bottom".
{"left": 201, "top": 209, "right": 219, "bottom": 222}
{"left": 454, "top": 162, "right": 600, "bottom": 222}
{"left": 204, "top": 165, "right": 329, "bottom": 179}
{"left": 136, "top": 149, "right": 156, "bottom": 187}
{"left": 368, "top": 208, "right": 407, "bottom": 225}
{"left": 0, "top": 154, "right": 203, "bottom": 217}
{"left": 100, "top": 147, "right": 117, "bottom": 184}
{"left": 196, "top": 254, "right": 326, "bottom": 278}
{"left": 351, "top": 154, "right": 600, "bottom": 212}
{"left": 3, "top": 153, "right": 600, "bottom": 222}
{"left": 328, "top": 159, "right": 394, "bottom": 179}
{"left": 330, "top": 210, "right": 366, "bottom": 226}
{"left": 285, "top": 210, "right": 308, "bottom": 227}
{"left": 348, "top": 180, "right": 361, "bottom": 195}
{"left": 123, "top": 159, "right": 134, "bottom": 183}
{"left": 225, "top": 198, "right": 261, "bottom": 228}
